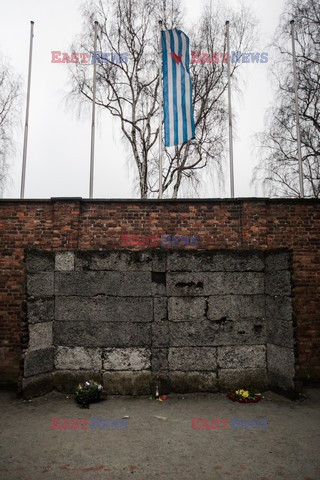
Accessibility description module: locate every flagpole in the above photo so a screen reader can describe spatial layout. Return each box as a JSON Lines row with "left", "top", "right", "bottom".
{"left": 158, "top": 20, "right": 163, "bottom": 199}
{"left": 89, "top": 20, "right": 98, "bottom": 199}
{"left": 20, "top": 21, "right": 34, "bottom": 199}
{"left": 226, "top": 21, "right": 234, "bottom": 198}
{"left": 290, "top": 20, "right": 304, "bottom": 198}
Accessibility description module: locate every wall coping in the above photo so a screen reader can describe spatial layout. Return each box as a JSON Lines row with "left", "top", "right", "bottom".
{"left": 0, "top": 197, "right": 319, "bottom": 205}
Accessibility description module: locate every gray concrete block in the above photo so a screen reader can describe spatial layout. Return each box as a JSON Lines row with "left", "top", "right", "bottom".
{"left": 218, "top": 368, "right": 268, "bottom": 391}
{"left": 167, "top": 251, "right": 207, "bottom": 272}
{"left": 75, "top": 250, "right": 166, "bottom": 273}
{"left": 55, "top": 346, "right": 102, "bottom": 370}
{"left": 151, "top": 272, "right": 166, "bottom": 296}
{"left": 151, "top": 348, "right": 168, "bottom": 371}
{"left": 167, "top": 272, "right": 210, "bottom": 296}
{"left": 167, "top": 272, "right": 264, "bottom": 296}
{"left": 55, "top": 252, "right": 75, "bottom": 271}
{"left": 267, "top": 318, "right": 294, "bottom": 348}
{"left": 266, "top": 296, "right": 292, "bottom": 322}
{"left": 26, "top": 251, "right": 54, "bottom": 273}
{"left": 169, "top": 320, "right": 232, "bottom": 347}
{"left": 154, "top": 297, "right": 167, "bottom": 322}
{"left": 55, "top": 296, "right": 153, "bottom": 322}
{"left": 265, "top": 251, "right": 290, "bottom": 272}
{"left": 268, "top": 371, "right": 295, "bottom": 391}
{"left": 152, "top": 252, "right": 167, "bottom": 272}
{"left": 228, "top": 319, "right": 266, "bottom": 344}
{"left": 267, "top": 343, "right": 295, "bottom": 390}
{"left": 169, "top": 320, "right": 265, "bottom": 347}
{"left": 208, "top": 295, "right": 265, "bottom": 320}
{"left": 24, "top": 347, "right": 54, "bottom": 377}
{"left": 102, "top": 348, "right": 150, "bottom": 371}
{"left": 265, "top": 271, "right": 291, "bottom": 296}
{"left": 74, "top": 252, "right": 89, "bottom": 271}
{"left": 170, "top": 372, "right": 218, "bottom": 393}
{"left": 167, "top": 251, "right": 264, "bottom": 272}
{"left": 152, "top": 322, "right": 169, "bottom": 347}
{"left": 27, "top": 299, "right": 54, "bottom": 323}
{"left": 54, "top": 271, "right": 152, "bottom": 297}
{"left": 225, "top": 252, "right": 264, "bottom": 272}
{"left": 218, "top": 345, "right": 266, "bottom": 369}
{"left": 168, "top": 347, "right": 217, "bottom": 371}
{"left": 22, "top": 373, "right": 53, "bottom": 399}
{"left": 168, "top": 297, "right": 206, "bottom": 322}
{"left": 90, "top": 252, "right": 132, "bottom": 271}
{"left": 28, "top": 322, "right": 52, "bottom": 351}
{"left": 228, "top": 272, "right": 265, "bottom": 295}
{"left": 27, "top": 273, "right": 54, "bottom": 298}
{"left": 103, "top": 371, "right": 151, "bottom": 395}
{"left": 82, "top": 251, "right": 154, "bottom": 271}
{"left": 53, "top": 321, "right": 151, "bottom": 347}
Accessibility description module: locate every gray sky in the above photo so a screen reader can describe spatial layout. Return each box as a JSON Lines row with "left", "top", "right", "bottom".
{"left": 0, "top": 0, "right": 286, "bottom": 199}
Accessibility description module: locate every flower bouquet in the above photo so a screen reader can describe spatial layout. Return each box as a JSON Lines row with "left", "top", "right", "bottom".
{"left": 226, "top": 389, "right": 262, "bottom": 404}
{"left": 75, "top": 380, "right": 104, "bottom": 408}
{"left": 149, "top": 394, "right": 167, "bottom": 402}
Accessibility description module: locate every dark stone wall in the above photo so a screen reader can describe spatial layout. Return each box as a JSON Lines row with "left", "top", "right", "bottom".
{"left": 22, "top": 249, "right": 294, "bottom": 397}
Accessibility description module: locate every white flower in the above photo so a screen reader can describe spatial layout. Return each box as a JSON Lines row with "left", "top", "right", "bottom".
{"left": 85, "top": 381, "right": 90, "bottom": 386}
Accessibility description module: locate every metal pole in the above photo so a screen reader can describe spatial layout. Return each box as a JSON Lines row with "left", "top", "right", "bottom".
{"left": 89, "top": 21, "right": 99, "bottom": 199}
{"left": 226, "top": 21, "right": 234, "bottom": 198}
{"left": 20, "top": 21, "right": 34, "bottom": 199}
{"left": 290, "top": 20, "right": 304, "bottom": 198}
{"left": 158, "top": 20, "right": 163, "bottom": 199}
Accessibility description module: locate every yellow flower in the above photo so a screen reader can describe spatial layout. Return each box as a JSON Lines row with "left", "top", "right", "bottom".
{"left": 235, "top": 389, "right": 250, "bottom": 398}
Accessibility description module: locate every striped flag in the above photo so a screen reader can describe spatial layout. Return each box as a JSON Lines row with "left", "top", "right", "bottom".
{"left": 161, "top": 28, "right": 195, "bottom": 147}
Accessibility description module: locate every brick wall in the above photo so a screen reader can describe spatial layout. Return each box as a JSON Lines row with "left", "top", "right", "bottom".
{"left": 0, "top": 198, "right": 319, "bottom": 388}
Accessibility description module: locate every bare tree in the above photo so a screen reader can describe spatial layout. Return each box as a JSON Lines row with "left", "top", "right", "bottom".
{"left": 0, "top": 56, "right": 21, "bottom": 196}
{"left": 172, "top": 2, "right": 256, "bottom": 197}
{"left": 254, "top": 0, "right": 320, "bottom": 198}
{"left": 68, "top": 0, "right": 256, "bottom": 198}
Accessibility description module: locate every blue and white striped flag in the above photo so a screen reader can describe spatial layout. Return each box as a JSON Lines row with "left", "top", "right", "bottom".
{"left": 161, "top": 29, "right": 195, "bottom": 147}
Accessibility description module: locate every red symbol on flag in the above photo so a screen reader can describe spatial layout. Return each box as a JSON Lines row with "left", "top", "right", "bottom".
{"left": 171, "top": 52, "right": 182, "bottom": 64}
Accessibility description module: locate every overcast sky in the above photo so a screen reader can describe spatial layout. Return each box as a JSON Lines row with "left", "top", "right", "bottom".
{"left": 0, "top": 0, "right": 286, "bottom": 199}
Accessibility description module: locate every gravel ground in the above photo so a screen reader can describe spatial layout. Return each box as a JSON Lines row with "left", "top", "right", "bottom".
{"left": 0, "top": 389, "right": 320, "bottom": 480}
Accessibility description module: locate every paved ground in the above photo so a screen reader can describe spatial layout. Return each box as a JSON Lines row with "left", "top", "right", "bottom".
{"left": 0, "top": 389, "right": 320, "bottom": 480}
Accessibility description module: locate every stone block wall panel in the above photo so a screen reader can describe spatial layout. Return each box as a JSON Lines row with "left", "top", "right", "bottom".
{"left": 19, "top": 247, "right": 297, "bottom": 396}
{"left": 55, "top": 296, "right": 153, "bottom": 323}
{"left": 265, "top": 260, "right": 295, "bottom": 393}
{"left": 102, "top": 348, "right": 151, "bottom": 371}
{"left": 24, "top": 347, "right": 54, "bottom": 377}
{"left": 54, "top": 346, "right": 102, "bottom": 370}
{"left": 267, "top": 343, "right": 295, "bottom": 391}
{"left": 28, "top": 322, "right": 52, "bottom": 351}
